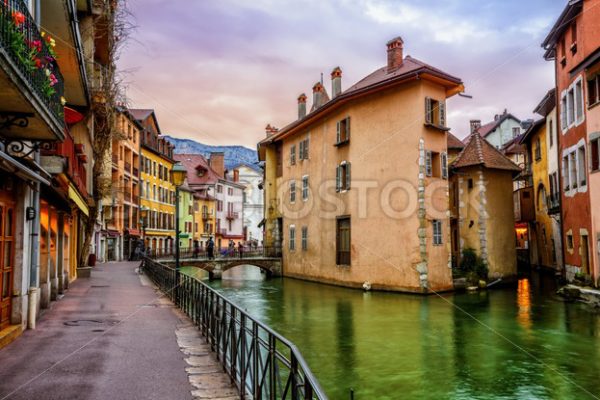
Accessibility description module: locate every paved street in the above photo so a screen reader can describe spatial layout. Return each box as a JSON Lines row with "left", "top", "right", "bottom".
{"left": 0, "top": 262, "right": 238, "bottom": 400}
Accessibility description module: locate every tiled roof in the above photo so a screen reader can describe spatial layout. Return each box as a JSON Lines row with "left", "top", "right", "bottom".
{"left": 447, "top": 132, "right": 465, "bottom": 149}
{"left": 174, "top": 154, "right": 222, "bottom": 186}
{"left": 259, "top": 55, "right": 462, "bottom": 145}
{"left": 129, "top": 109, "right": 154, "bottom": 121}
{"left": 451, "top": 132, "right": 521, "bottom": 172}
{"left": 477, "top": 113, "right": 521, "bottom": 138}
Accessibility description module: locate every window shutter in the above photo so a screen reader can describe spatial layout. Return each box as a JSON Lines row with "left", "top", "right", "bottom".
{"left": 425, "top": 151, "right": 432, "bottom": 176}
{"left": 299, "top": 140, "right": 304, "bottom": 160}
{"left": 290, "top": 145, "right": 296, "bottom": 165}
{"left": 336, "top": 121, "right": 341, "bottom": 144}
{"left": 441, "top": 152, "right": 448, "bottom": 179}
{"left": 305, "top": 138, "right": 309, "bottom": 159}
{"left": 345, "top": 162, "right": 351, "bottom": 190}
{"left": 425, "top": 97, "right": 433, "bottom": 124}
{"left": 346, "top": 117, "right": 351, "bottom": 141}
{"left": 336, "top": 165, "right": 341, "bottom": 192}
{"left": 439, "top": 102, "right": 446, "bottom": 127}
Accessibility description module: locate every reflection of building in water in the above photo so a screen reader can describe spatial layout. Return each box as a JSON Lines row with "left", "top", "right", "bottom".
{"left": 517, "top": 278, "right": 532, "bottom": 329}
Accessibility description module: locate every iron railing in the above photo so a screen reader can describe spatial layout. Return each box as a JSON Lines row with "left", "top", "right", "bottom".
{"left": 142, "top": 258, "right": 327, "bottom": 400}
{"left": 0, "top": 0, "right": 65, "bottom": 125}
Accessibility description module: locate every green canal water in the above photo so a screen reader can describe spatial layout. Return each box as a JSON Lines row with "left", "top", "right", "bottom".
{"left": 181, "top": 266, "right": 600, "bottom": 400}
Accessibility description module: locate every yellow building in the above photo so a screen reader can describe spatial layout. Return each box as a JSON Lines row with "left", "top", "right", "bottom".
{"left": 193, "top": 193, "right": 216, "bottom": 249}
{"left": 258, "top": 37, "right": 464, "bottom": 293}
{"left": 449, "top": 133, "right": 521, "bottom": 279}
{"left": 519, "top": 97, "right": 560, "bottom": 270}
{"left": 130, "top": 109, "right": 176, "bottom": 255}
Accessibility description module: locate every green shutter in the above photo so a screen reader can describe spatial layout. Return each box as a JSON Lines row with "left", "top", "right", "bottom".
{"left": 439, "top": 101, "right": 446, "bottom": 127}
{"left": 305, "top": 138, "right": 309, "bottom": 159}
{"left": 345, "top": 163, "right": 351, "bottom": 190}
{"left": 336, "top": 165, "right": 341, "bottom": 192}
{"left": 336, "top": 121, "right": 341, "bottom": 144}
{"left": 346, "top": 117, "right": 351, "bottom": 141}
{"left": 299, "top": 140, "right": 304, "bottom": 160}
{"left": 425, "top": 97, "right": 432, "bottom": 124}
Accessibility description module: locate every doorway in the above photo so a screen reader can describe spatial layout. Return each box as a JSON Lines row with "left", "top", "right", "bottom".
{"left": 0, "top": 194, "right": 15, "bottom": 330}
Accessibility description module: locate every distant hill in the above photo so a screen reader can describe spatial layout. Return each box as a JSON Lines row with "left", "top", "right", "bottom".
{"left": 164, "top": 136, "right": 259, "bottom": 170}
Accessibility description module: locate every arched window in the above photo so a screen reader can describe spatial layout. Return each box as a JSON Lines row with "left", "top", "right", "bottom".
{"left": 537, "top": 184, "right": 547, "bottom": 212}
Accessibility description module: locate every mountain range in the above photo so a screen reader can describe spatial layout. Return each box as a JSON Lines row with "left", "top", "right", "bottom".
{"left": 164, "top": 136, "right": 259, "bottom": 171}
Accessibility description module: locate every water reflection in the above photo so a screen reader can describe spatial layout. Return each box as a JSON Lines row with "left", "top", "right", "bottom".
{"left": 199, "top": 267, "right": 600, "bottom": 400}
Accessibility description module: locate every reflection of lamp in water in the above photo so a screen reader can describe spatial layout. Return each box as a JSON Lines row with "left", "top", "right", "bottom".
{"left": 517, "top": 278, "right": 531, "bottom": 329}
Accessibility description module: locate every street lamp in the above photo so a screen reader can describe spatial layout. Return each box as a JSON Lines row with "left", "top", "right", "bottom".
{"left": 170, "top": 162, "right": 187, "bottom": 304}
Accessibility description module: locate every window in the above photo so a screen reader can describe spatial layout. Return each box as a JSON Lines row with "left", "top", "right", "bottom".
{"left": 571, "top": 22, "right": 577, "bottom": 53}
{"left": 578, "top": 145, "right": 586, "bottom": 186}
{"left": 289, "top": 225, "right": 296, "bottom": 251}
{"left": 217, "top": 200, "right": 223, "bottom": 212}
{"left": 302, "top": 176, "right": 309, "bottom": 200}
{"left": 591, "top": 138, "right": 599, "bottom": 172}
{"left": 548, "top": 119, "right": 554, "bottom": 147}
{"left": 534, "top": 138, "right": 541, "bottom": 161}
{"left": 227, "top": 188, "right": 233, "bottom": 196}
{"left": 336, "top": 217, "right": 351, "bottom": 265}
{"left": 468, "top": 178, "right": 473, "bottom": 190}
{"left": 588, "top": 75, "right": 600, "bottom": 107}
{"left": 289, "top": 181, "right": 296, "bottom": 203}
{"left": 336, "top": 117, "right": 351, "bottom": 145}
{"left": 575, "top": 80, "right": 583, "bottom": 123}
{"left": 425, "top": 151, "right": 441, "bottom": 178}
{"left": 570, "top": 152, "right": 577, "bottom": 189}
{"left": 299, "top": 138, "right": 310, "bottom": 160}
{"left": 336, "top": 162, "right": 351, "bottom": 192}
{"left": 560, "top": 37, "right": 566, "bottom": 67}
{"left": 217, "top": 185, "right": 223, "bottom": 193}
{"left": 561, "top": 78, "right": 585, "bottom": 131}
{"left": 513, "top": 127, "right": 520, "bottom": 138}
{"left": 567, "top": 88, "right": 575, "bottom": 126}
{"left": 567, "top": 233, "right": 574, "bottom": 250}
{"left": 301, "top": 226, "right": 308, "bottom": 251}
{"left": 432, "top": 220, "right": 442, "bottom": 245}
{"left": 425, "top": 97, "right": 446, "bottom": 127}
{"left": 290, "top": 144, "right": 296, "bottom": 165}
{"left": 561, "top": 95, "right": 568, "bottom": 130}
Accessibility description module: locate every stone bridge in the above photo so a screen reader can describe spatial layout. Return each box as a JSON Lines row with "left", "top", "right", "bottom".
{"left": 158, "top": 257, "right": 282, "bottom": 280}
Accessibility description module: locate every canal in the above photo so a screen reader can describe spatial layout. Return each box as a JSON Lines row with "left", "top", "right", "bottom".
{"left": 181, "top": 266, "right": 600, "bottom": 400}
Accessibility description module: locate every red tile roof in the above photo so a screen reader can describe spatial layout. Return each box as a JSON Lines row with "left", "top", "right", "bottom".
{"left": 477, "top": 113, "right": 521, "bottom": 138}
{"left": 451, "top": 133, "right": 521, "bottom": 173}
{"left": 447, "top": 132, "right": 465, "bottom": 149}
{"left": 174, "top": 154, "right": 222, "bottom": 186}
{"left": 259, "top": 55, "right": 462, "bottom": 146}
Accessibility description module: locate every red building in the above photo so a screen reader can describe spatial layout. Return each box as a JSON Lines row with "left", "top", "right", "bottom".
{"left": 542, "top": 0, "right": 600, "bottom": 284}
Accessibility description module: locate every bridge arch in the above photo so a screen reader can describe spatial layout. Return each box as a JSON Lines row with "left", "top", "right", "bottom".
{"left": 177, "top": 257, "right": 282, "bottom": 280}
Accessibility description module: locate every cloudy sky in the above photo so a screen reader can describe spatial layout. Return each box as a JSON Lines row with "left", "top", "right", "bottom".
{"left": 119, "top": 0, "right": 566, "bottom": 148}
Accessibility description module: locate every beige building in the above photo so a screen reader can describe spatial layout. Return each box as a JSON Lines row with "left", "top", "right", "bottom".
{"left": 258, "top": 37, "right": 464, "bottom": 293}
{"left": 449, "top": 133, "right": 520, "bottom": 279}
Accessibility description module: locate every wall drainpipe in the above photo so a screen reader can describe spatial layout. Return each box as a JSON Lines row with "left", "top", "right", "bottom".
{"left": 28, "top": 149, "right": 41, "bottom": 329}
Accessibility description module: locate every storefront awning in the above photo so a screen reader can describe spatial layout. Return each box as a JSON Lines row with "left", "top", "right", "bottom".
{"left": 0, "top": 151, "right": 51, "bottom": 186}
{"left": 68, "top": 183, "right": 89, "bottom": 216}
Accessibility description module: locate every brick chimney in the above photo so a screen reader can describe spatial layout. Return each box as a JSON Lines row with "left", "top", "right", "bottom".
{"left": 470, "top": 119, "right": 482, "bottom": 134}
{"left": 233, "top": 169, "right": 239, "bottom": 183}
{"left": 297, "top": 93, "right": 307, "bottom": 119}
{"left": 331, "top": 67, "right": 342, "bottom": 98}
{"left": 209, "top": 152, "right": 225, "bottom": 178}
{"left": 312, "top": 82, "right": 325, "bottom": 109}
{"left": 386, "top": 36, "right": 404, "bottom": 73}
{"left": 265, "top": 124, "right": 279, "bottom": 137}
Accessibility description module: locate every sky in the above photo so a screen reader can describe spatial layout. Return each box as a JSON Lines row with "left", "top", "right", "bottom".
{"left": 119, "top": 0, "right": 567, "bottom": 148}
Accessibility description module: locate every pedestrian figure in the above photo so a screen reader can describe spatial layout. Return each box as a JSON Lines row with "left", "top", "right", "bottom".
{"left": 228, "top": 239, "right": 235, "bottom": 257}
{"left": 207, "top": 237, "right": 215, "bottom": 260}
{"left": 238, "top": 241, "right": 244, "bottom": 259}
{"left": 193, "top": 240, "right": 200, "bottom": 259}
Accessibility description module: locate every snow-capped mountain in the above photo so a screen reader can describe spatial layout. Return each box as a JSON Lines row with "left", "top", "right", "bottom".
{"left": 165, "top": 136, "right": 259, "bottom": 170}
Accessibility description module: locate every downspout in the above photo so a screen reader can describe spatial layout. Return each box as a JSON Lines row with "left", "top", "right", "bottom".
{"left": 34, "top": 0, "right": 41, "bottom": 27}
{"left": 28, "top": 150, "right": 41, "bottom": 329}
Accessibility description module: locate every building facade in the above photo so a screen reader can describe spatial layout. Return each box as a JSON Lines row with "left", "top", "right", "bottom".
{"left": 131, "top": 109, "right": 176, "bottom": 256}
{"left": 542, "top": 0, "right": 600, "bottom": 284}
{"left": 231, "top": 163, "right": 264, "bottom": 244}
{"left": 258, "top": 37, "right": 464, "bottom": 292}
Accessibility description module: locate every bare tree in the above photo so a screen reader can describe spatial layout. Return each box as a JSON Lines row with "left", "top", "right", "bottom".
{"left": 79, "top": 0, "right": 132, "bottom": 268}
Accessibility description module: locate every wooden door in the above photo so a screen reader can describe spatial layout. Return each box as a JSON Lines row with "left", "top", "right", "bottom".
{"left": 0, "top": 196, "right": 15, "bottom": 330}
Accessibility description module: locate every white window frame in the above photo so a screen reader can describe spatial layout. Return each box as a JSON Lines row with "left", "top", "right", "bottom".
{"left": 289, "top": 225, "right": 296, "bottom": 251}
{"left": 289, "top": 181, "right": 296, "bottom": 203}
{"left": 441, "top": 152, "right": 448, "bottom": 179}
{"left": 432, "top": 220, "right": 443, "bottom": 245}
{"left": 561, "top": 76, "right": 586, "bottom": 133}
{"left": 425, "top": 151, "right": 433, "bottom": 177}
{"left": 301, "top": 226, "right": 308, "bottom": 251}
{"left": 562, "top": 139, "right": 588, "bottom": 197}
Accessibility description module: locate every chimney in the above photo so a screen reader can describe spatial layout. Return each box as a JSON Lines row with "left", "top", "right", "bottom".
{"left": 233, "top": 169, "right": 239, "bottom": 183}
{"left": 209, "top": 152, "right": 225, "bottom": 178}
{"left": 265, "top": 124, "right": 279, "bottom": 137}
{"left": 331, "top": 67, "right": 342, "bottom": 98}
{"left": 297, "top": 93, "right": 307, "bottom": 119}
{"left": 470, "top": 119, "right": 481, "bottom": 134}
{"left": 386, "top": 36, "right": 404, "bottom": 73}
{"left": 312, "top": 82, "right": 324, "bottom": 109}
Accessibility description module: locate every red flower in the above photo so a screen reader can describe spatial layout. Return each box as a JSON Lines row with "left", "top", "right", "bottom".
{"left": 11, "top": 11, "right": 25, "bottom": 26}
{"left": 34, "top": 58, "right": 42, "bottom": 69}
{"left": 31, "top": 40, "right": 42, "bottom": 53}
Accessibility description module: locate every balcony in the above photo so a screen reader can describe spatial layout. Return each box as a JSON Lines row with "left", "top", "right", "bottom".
{"left": 0, "top": 0, "right": 65, "bottom": 141}
{"left": 226, "top": 211, "right": 239, "bottom": 220}
{"left": 202, "top": 212, "right": 211, "bottom": 220}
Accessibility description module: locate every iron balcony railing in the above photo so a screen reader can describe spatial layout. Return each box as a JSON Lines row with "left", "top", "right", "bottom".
{"left": 142, "top": 258, "right": 327, "bottom": 400}
{"left": 0, "top": 0, "right": 65, "bottom": 125}
{"left": 147, "top": 245, "right": 283, "bottom": 260}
